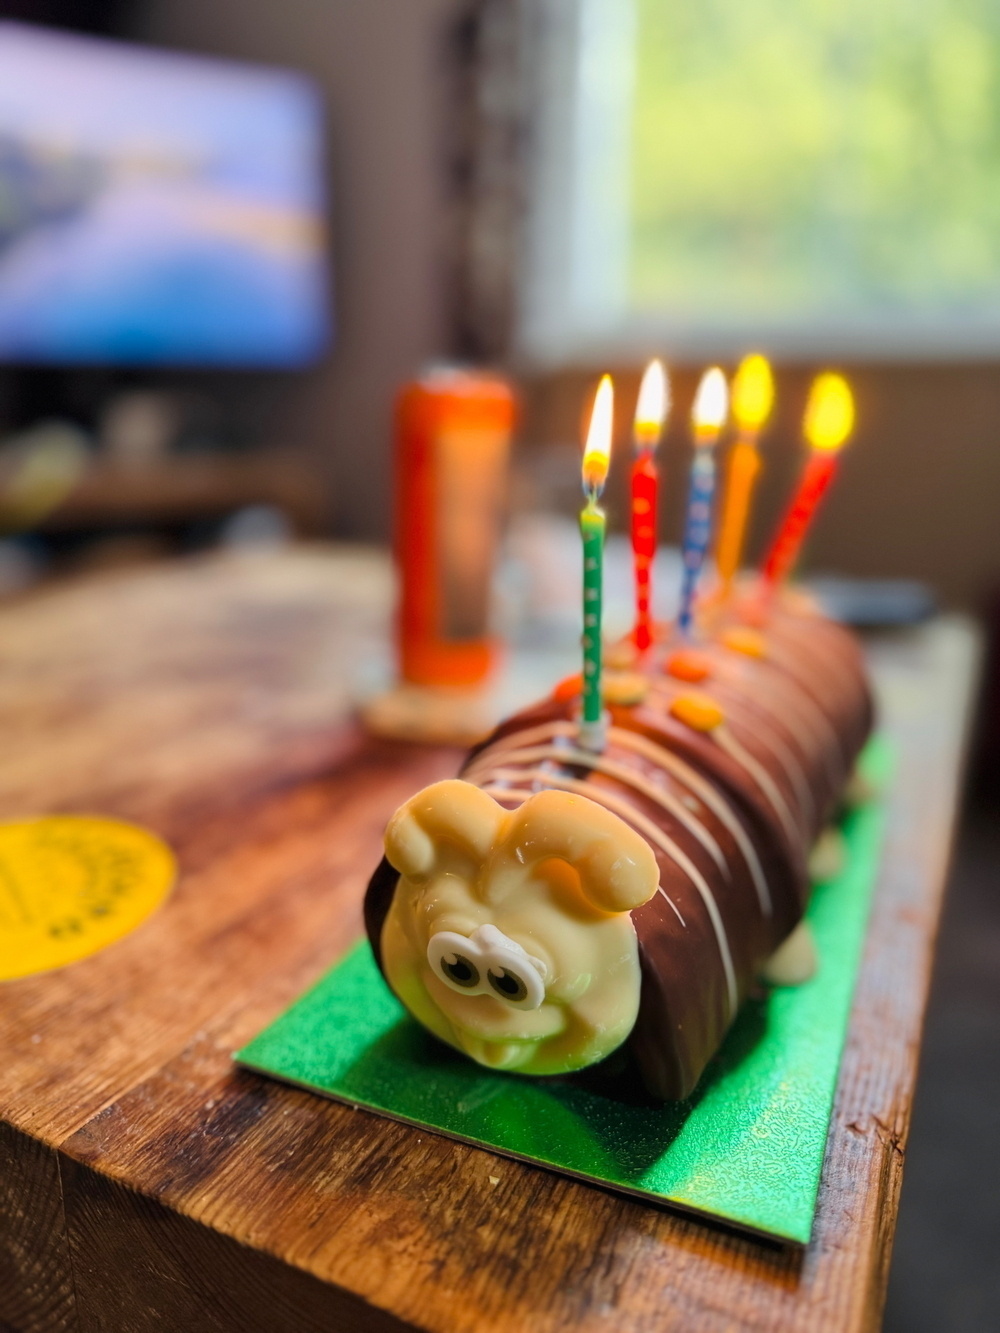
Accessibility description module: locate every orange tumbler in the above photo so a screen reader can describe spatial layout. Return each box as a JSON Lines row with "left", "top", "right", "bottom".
{"left": 394, "top": 365, "right": 516, "bottom": 688}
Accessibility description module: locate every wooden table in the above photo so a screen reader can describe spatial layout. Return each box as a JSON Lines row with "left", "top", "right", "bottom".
{"left": 0, "top": 547, "right": 981, "bottom": 1333}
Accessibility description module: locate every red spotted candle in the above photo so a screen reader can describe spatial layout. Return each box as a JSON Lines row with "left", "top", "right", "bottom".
{"left": 631, "top": 359, "right": 669, "bottom": 653}
{"left": 763, "top": 373, "right": 854, "bottom": 588}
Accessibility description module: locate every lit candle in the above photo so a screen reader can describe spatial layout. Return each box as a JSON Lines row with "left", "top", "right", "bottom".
{"left": 677, "top": 367, "right": 728, "bottom": 637}
{"left": 762, "top": 372, "right": 854, "bottom": 589}
{"left": 715, "top": 353, "right": 774, "bottom": 595}
{"left": 580, "top": 374, "right": 614, "bottom": 750}
{"left": 631, "top": 358, "right": 670, "bottom": 653}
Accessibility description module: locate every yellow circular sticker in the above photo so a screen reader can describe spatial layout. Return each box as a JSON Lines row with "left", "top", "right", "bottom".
{"left": 0, "top": 816, "right": 176, "bottom": 981}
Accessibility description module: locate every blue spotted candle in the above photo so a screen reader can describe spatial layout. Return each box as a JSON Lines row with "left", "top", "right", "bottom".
{"left": 677, "top": 367, "right": 728, "bottom": 637}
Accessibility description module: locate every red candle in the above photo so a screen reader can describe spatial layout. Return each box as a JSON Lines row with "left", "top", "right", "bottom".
{"left": 631, "top": 359, "right": 669, "bottom": 652}
{"left": 762, "top": 451, "right": 837, "bottom": 586}
{"left": 762, "top": 373, "right": 854, "bottom": 589}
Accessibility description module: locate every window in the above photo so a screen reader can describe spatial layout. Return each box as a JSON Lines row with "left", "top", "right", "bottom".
{"left": 520, "top": 0, "right": 1000, "bottom": 363}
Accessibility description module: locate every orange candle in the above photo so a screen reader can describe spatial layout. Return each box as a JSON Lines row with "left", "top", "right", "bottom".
{"left": 394, "top": 366, "right": 516, "bottom": 687}
{"left": 715, "top": 354, "right": 774, "bottom": 594}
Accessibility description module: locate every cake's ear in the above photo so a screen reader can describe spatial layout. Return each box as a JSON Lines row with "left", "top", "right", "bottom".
{"left": 498, "top": 789, "right": 659, "bottom": 914}
{"left": 384, "top": 780, "right": 506, "bottom": 880}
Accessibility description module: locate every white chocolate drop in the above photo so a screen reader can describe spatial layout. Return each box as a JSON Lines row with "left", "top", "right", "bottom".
{"left": 808, "top": 826, "right": 847, "bottom": 882}
{"left": 481, "top": 768, "right": 739, "bottom": 1020}
{"left": 760, "top": 920, "right": 818, "bottom": 986}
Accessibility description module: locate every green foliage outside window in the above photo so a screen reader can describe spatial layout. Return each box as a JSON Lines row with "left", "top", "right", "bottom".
{"left": 629, "top": 0, "right": 1000, "bottom": 322}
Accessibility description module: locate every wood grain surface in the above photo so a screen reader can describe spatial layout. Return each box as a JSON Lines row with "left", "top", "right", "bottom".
{"left": 0, "top": 548, "right": 981, "bottom": 1333}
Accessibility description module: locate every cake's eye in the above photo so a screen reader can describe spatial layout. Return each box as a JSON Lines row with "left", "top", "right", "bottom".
{"left": 487, "top": 967, "right": 529, "bottom": 1004}
{"left": 440, "top": 952, "right": 480, "bottom": 989}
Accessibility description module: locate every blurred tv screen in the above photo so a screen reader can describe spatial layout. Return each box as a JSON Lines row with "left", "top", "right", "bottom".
{"left": 0, "top": 22, "right": 330, "bottom": 367}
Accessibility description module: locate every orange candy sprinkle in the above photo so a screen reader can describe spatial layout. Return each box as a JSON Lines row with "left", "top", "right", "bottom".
{"left": 603, "top": 672, "right": 649, "bottom": 706}
{"left": 552, "top": 673, "right": 583, "bottom": 702}
{"left": 721, "top": 626, "right": 767, "bottom": 658}
{"left": 670, "top": 692, "right": 725, "bottom": 732}
{"left": 553, "top": 671, "right": 650, "bottom": 706}
{"left": 665, "top": 649, "right": 713, "bottom": 683}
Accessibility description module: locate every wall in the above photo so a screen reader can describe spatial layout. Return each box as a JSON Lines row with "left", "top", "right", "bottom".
{"left": 132, "top": 2, "right": 1000, "bottom": 608}
{"left": 134, "top": 0, "right": 463, "bottom": 540}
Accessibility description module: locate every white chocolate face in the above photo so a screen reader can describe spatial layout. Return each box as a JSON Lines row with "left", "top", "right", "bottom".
{"left": 380, "top": 780, "right": 660, "bottom": 1075}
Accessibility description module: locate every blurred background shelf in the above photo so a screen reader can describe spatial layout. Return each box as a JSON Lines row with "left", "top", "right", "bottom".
{"left": 37, "top": 453, "right": 329, "bottom": 538}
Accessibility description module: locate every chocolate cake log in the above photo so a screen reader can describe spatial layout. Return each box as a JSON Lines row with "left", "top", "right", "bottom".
{"left": 365, "top": 595, "right": 874, "bottom": 1100}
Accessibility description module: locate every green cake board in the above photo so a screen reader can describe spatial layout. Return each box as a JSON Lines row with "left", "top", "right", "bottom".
{"left": 237, "top": 739, "right": 890, "bottom": 1245}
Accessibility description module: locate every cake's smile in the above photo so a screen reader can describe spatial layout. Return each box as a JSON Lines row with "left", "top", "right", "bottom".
{"left": 452, "top": 1033, "right": 544, "bottom": 1071}
{"left": 425, "top": 970, "right": 567, "bottom": 1044}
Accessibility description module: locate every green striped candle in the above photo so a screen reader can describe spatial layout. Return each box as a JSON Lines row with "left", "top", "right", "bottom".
{"left": 580, "top": 497, "right": 606, "bottom": 729}
{"left": 579, "top": 375, "right": 614, "bottom": 751}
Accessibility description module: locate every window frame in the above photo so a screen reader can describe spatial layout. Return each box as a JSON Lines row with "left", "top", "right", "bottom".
{"left": 516, "top": 0, "right": 1000, "bottom": 367}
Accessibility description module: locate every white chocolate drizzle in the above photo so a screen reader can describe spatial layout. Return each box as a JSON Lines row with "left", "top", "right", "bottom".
{"left": 603, "top": 726, "right": 773, "bottom": 917}
{"left": 465, "top": 742, "right": 730, "bottom": 878}
{"left": 648, "top": 676, "right": 814, "bottom": 839}
{"left": 730, "top": 714, "right": 816, "bottom": 833}
{"left": 715, "top": 655, "right": 845, "bottom": 794}
{"left": 481, "top": 768, "right": 739, "bottom": 1019}
{"left": 657, "top": 886, "right": 687, "bottom": 928}
{"left": 461, "top": 781, "right": 686, "bottom": 941}
{"left": 713, "top": 725, "right": 801, "bottom": 850}
{"left": 465, "top": 717, "right": 773, "bottom": 916}
{"left": 766, "top": 626, "right": 864, "bottom": 766}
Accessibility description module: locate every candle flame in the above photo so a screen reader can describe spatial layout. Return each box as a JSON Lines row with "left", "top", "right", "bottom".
{"left": 731, "top": 354, "right": 774, "bottom": 432}
{"left": 804, "top": 373, "right": 854, "bottom": 452}
{"left": 692, "top": 367, "right": 728, "bottom": 440}
{"left": 583, "top": 374, "right": 614, "bottom": 493}
{"left": 634, "top": 358, "right": 669, "bottom": 448}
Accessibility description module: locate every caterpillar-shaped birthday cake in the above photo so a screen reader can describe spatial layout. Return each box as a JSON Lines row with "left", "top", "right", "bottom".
{"left": 364, "top": 586, "right": 873, "bottom": 1101}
